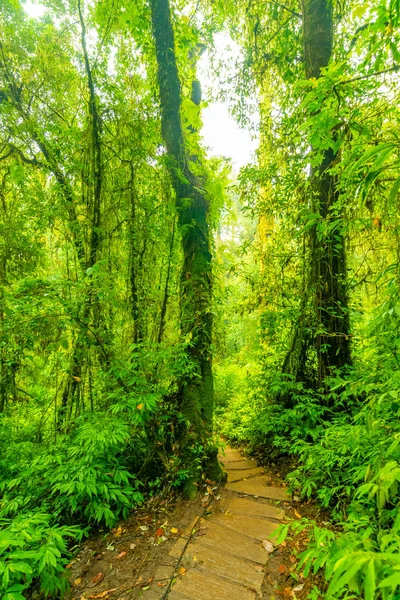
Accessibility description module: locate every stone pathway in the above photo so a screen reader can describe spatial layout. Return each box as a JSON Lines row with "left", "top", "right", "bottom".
{"left": 145, "top": 447, "right": 290, "bottom": 599}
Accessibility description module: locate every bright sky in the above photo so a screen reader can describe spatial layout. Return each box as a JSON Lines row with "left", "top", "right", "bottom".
{"left": 22, "top": 1, "right": 257, "bottom": 170}
{"left": 198, "top": 35, "right": 258, "bottom": 171}
{"left": 201, "top": 102, "right": 257, "bottom": 171}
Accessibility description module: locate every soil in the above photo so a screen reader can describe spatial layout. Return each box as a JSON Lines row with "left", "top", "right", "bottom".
{"left": 66, "top": 492, "right": 206, "bottom": 600}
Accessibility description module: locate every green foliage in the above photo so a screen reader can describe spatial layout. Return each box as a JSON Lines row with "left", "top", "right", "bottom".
{"left": 0, "top": 513, "right": 83, "bottom": 600}
{"left": 219, "top": 283, "right": 400, "bottom": 598}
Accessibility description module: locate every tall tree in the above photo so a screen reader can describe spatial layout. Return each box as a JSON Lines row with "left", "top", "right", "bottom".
{"left": 302, "top": 0, "right": 352, "bottom": 384}
{"left": 149, "top": 0, "right": 223, "bottom": 494}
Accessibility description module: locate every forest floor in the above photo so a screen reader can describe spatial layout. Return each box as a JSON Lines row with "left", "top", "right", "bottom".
{"left": 66, "top": 448, "right": 325, "bottom": 600}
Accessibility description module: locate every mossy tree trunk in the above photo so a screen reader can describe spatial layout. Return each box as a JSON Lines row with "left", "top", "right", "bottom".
{"left": 150, "top": 0, "right": 223, "bottom": 494}
{"left": 302, "top": 0, "right": 352, "bottom": 384}
{"left": 280, "top": 0, "right": 351, "bottom": 395}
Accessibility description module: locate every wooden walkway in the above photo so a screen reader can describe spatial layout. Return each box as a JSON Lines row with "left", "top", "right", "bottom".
{"left": 145, "top": 447, "right": 290, "bottom": 599}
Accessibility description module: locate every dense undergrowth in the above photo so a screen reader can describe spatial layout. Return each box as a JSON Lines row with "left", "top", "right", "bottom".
{"left": 0, "top": 343, "right": 209, "bottom": 600}
{"left": 216, "top": 281, "right": 400, "bottom": 599}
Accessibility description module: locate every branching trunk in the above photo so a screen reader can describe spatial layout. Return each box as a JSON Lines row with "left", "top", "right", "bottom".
{"left": 150, "top": 0, "right": 223, "bottom": 493}
{"left": 78, "top": 0, "right": 102, "bottom": 271}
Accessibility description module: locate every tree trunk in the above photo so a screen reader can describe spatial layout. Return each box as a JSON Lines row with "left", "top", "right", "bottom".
{"left": 279, "top": 0, "right": 351, "bottom": 392}
{"left": 302, "top": 0, "right": 352, "bottom": 384}
{"left": 150, "top": 0, "right": 224, "bottom": 495}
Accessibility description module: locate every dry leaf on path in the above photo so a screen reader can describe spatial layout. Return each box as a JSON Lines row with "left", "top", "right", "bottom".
{"left": 278, "top": 564, "right": 286, "bottom": 574}
{"left": 294, "top": 510, "right": 302, "bottom": 519}
{"left": 116, "top": 551, "right": 127, "bottom": 559}
{"left": 170, "top": 527, "right": 179, "bottom": 534}
{"left": 155, "top": 527, "right": 164, "bottom": 537}
{"left": 113, "top": 526, "right": 125, "bottom": 538}
{"left": 91, "top": 573, "right": 104, "bottom": 584}
{"left": 74, "top": 578, "right": 82, "bottom": 586}
{"left": 262, "top": 540, "right": 274, "bottom": 553}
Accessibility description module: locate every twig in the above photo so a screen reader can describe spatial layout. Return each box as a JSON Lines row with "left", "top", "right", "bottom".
{"left": 268, "top": 0, "right": 301, "bottom": 18}
{"left": 333, "top": 65, "right": 399, "bottom": 87}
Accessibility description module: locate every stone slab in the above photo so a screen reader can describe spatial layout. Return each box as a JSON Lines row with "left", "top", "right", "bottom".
{"left": 170, "top": 567, "right": 259, "bottom": 600}
{"left": 218, "top": 448, "right": 244, "bottom": 462}
{"left": 221, "top": 459, "right": 259, "bottom": 470}
{"left": 181, "top": 516, "right": 206, "bottom": 539}
{"left": 168, "top": 592, "right": 193, "bottom": 600}
{"left": 176, "top": 519, "right": 267, "bottom": 564}
{"left": 227, "top": 467, "right": 264, "bottom": 483}
{"left": 220, "top": 496, "right": 285, "bottom": 520}
{"left": 226, "top": 476, "right": 290, "bottom": 501}
{"left": 169, "top": 535, "right": 264, "bottom": 589}
{"left": 211, "top": 513, "right": 279, "bottom": 542}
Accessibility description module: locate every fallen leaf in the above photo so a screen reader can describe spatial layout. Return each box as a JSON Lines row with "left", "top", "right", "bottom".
{"left": 142, "top": 586, "right": 150, "bottom": 591}
{"left": 113, "top": 526, "right": 124, "bottom": 538}
{"left": 170, "top": 527, "right": 179, "bottom": 534}
{"left": 139, "top": 525, "right": 148, "bottom": 532}
{"left": 293, "top": 584, "right": 304, "bottom": 592}
{"left": 157, "top": 582, "right": 167, "bottom": 588}
{"left": 262, "top": 540, "right": 274, "bottom": 553}
{"left": 278, "top": 564, "right": 286, "bottom": 575}
{"left": 157, "top": 535, "right": 167, "bottom": 545}
{"left": 155, "top": 527, "right": 164, "bottom": 537}
{"left": 74, "top": 578, "right": 82, "bottom": 586}
{"left": 137, "top": 403, "right": 143, "bottom": 410}
{"left": 283, "top": 588, "right": 292, "bottom": 598}
{"left": 130, "top": 543, "right": 136, "bottom": 550}
{"left": 116, "top": 551, "right": 127, "bottom": 559}
{"left": 294, "top": 510, "right": 302, "bottom": 519}
{"left": 91, "top": 573, "right": 104, "bottom": 584}
{"left": 255, "top": 565, "right": 263, "bottom": 572}
{"left": 178, "top": 567, "right": 187, "bottom": 576}
{"left": 73, "top": 376, "right": 81, "bottom": 382}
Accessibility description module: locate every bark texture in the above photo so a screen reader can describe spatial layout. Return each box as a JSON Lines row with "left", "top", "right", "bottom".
{"left": 302, "top": 0, "right": 352, "bottom": 383}
{"left": 280, "top": 0, "right": 351, "bottom": 393}
{"left": 150, "top": 0, "right": 222, "bottom": 492}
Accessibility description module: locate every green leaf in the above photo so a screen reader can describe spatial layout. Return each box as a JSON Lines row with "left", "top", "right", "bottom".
{"left": 364, "top": 559, "right": 376, "bottom": 600}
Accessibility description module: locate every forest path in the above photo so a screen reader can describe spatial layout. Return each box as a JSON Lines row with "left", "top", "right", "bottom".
{"left": 145, "top": 447, "right": 291, "bottom": 600}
